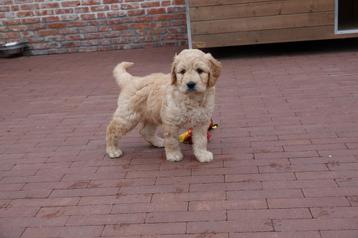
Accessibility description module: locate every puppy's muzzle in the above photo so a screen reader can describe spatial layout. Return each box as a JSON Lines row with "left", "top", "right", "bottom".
{"left": 186, "top": 81, "right": 196, "bottom": 91}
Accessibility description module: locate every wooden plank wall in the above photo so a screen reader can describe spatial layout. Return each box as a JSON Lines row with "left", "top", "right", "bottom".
{"left": 188, "top": 0, "right": 358, "bottom": 48}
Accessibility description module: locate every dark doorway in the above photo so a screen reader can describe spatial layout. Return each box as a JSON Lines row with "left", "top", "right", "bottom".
{"left": 337, "top": 0, "right": 358, "bottom": 31}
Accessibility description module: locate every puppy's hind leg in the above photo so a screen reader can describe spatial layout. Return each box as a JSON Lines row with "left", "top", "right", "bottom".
{"left": 106, "top": 116, "right": 139, "bottom": 159}
{"left": 140, "top": 122, "right": 164, "bottom": 148}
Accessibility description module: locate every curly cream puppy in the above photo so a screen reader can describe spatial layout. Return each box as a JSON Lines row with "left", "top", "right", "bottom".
{"left": 106, "top": 49, "right": 221, "bottom": 162}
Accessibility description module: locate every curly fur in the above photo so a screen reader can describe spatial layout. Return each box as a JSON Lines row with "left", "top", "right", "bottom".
{"left": 106, "top": 49, "right": 222, "bottom": 162}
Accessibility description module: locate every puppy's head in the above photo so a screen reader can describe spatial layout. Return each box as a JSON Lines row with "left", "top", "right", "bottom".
{"left": 171, "top": 49, "right": 222, "bottom": 94}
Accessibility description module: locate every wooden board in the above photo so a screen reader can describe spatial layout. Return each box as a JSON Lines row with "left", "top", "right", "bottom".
{"left": 190, "top": 0, "right": 269, "bottom": 7}
{"left": 192, "top": 12, "right": 334, "bottom": 35}
{"left": 188, "top": 0, "right": 358, "bottom": 48}
{"left": 190, "top": 0, "right": 334, "bottom": 22}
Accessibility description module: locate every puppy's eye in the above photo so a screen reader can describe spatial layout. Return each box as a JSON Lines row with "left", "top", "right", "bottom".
{"left": 196, "top": 68, "right": 204, "bottom": 74}
{"left": 179, "top": 69, "right": 186, "bottom": 74}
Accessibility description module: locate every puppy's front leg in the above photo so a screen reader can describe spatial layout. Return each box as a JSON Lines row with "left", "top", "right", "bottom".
{"left": 192, "top": 123, "right": 213, "bottom": 163}
{"left": 163, "top": 125, "right": 183, "bottom": 162}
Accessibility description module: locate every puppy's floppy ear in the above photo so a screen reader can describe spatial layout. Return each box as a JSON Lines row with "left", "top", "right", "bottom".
{"left": 171, "top": 54, "right": 178, "bottom": 85}
{"left": 206, "top": 53, "right": 222, "bottom": 88}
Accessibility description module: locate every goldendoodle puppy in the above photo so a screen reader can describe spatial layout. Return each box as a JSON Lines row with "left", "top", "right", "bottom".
{"left": 106, "top": 49, "right": 221, "bottom": 162}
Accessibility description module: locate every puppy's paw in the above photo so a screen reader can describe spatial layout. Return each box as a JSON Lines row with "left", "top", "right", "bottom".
{"left": 196, "top": 150, "right": 213, "bottom": 163}
{"left": 151, "top": 137, "right": 164, "bottom": 148}
{"left": 106, "top": 147, "right": 123, "bottom": 159}
{"left": 166, "top": 151, "right": 183, "bottom": 162}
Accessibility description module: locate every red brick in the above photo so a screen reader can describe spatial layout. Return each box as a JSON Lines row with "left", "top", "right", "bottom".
{"left": 0, "top": 183, "right": 24, "bottom": 192}
{"left": 0, "top": 215, "right": 68, "bottom": 228}
{"left": 103, "top": 0, "right": 121, "bottom": 3}
{"left": 50, "top": 187, "right": 119, "bottom": 197}
{"left": 187, "top": 220, "right": 273, "bottom": 233}
{"left": 224, "top": 158, "right": 290, "bottom": 167}
{"left": 161, "top": 0, "right": 171, "bottom": 6}
{"left": 22, "top": 226, "right": 103, "bottom": 238}
{"left": 102, "top": 223, "right": 186, "bottom": 236}
{"left": 348, "top": 196, "right": 358, "bottom": 206}
{"left": 173, "top": 0, "right": 185, "bottom": 4}
{"left": 126, "top": 169, "right": 191, "bottom": 178}
{"left": 156, "top": 175, "right": 224, "bottom": 185}
{"left": 284, "top": 144, "right": 346, "bottom": 152}
{"left": 152, "top": 191, "right": 225, "bottom": 202}
{"left": 189, "top": 199, "right": 267, "bottom": 211}
{"left": 327, "top": 162, "right": 358, "bottom": 171}
{"left": 262, "top": 179, "right": 337, "bottom": 189}
{"left": 230, "top": 231, "right": 321, "bottom": 238}
{"left": 66, "top": 213, "right": 145, "bottom": 225}
{"left": 346, "top": 142, "right": 358, "bottom": 149}
{"left": 192, "top": 166, "right": 258, "bottom": 176}
{"left": 78, "top": 194, "right": 151, "bottom": 205}
{"left": 311, "top": 207, "right": 358, "bottom": 219}
{"left": 127, "top": 9, "right": 145, "bottom": 16}
{"left": 0, "top": 225, "right": 24, "bottom": 238}
{"left": 82, "top": 0, "right": 101, "bottom": 5}
{"left": 91, "top": 5, "right": 110, "bottom": 11}
{"left": 268, "top": 197, "right": 350, "bottom": 208}
{"left": 20, "top": 3, "right": 39, "bottom": 10}
{"left": 289, "top": 156, "right": 357, "bottom": 165}
{"left": 147, "top": 7, "right": 166, "bottom": 14}
{"left": 336, "top": 178, "right": 358, "bottom": 187}
{"left": 11, "top": 197, "right": 80, "bottom": 207}
{"left": 295, "top": 170, "right": 358, "bottom": 180}
{"left": 225, "top": 173, "right": 295, "bottom": 182}
{"left": 91, "top": 177, "right": 156, "bottom": 187}
{"left": 321, "top": 230, "right": 358, "bottom": 238}
{"left": 48, "top": 23, "right": 66, "bottom": 29}
{"left": 141, "top": 1, "right": 160, "bottom": 8}
{"left": 16, "top": 11, "right": 34, "bottom": 17}
{"left": 111, "top": 201, "right": 187, "bottom": 213}
{"left": 228, "top": 189, "right": 303, "bottom": 200}
{"left": 41, "top": 14, "right": 60, "bottom": 22}
{"left": 146, "top": 210, "right": 226, "bottom": 223}
{"left": 167, "top": 6, "right": 186, "bottom": 13}
{"left": 61, "top": 0, "right": 80, "bottom": 7}
{"left": 40, "top": 2, "right": 60, "bottom": 8}
{"left": 274, "top": 218, "right": 358, "bottom": 231}
{"left": 37, "top": 205, "right": 111, "bottom": 217}
{"left": 303, "top": 187, "right": 358, "bottom": 197}
{"left": 318, "top": 149, "right": 358, "bottom": 157}
{"left": 255, "top": 151, "right": 319, "bottom": 160}
{"left": 1, "top": 172, "right": 64, "bottom": 184}
{"left": 228, "top": 208, "right": 311, "bottom": 220}
{"left": 0, "top": 189, "right": 52, "bottom": 199}
{"left": 81, "top": 13, "right": 96, "bottom": 20}
{"left": 119, "top": 184, "right": 188, "bottom": 194}
{"left": 146, "top": 235, "right": 228, "bottom": 238}
{"left": 0, "top": 207, "right": 38, "bottom": 217}
{"left": 259, "top": 163, "right": 328, "bottom": 173}
{"left": 38, "top": 29, "right": 59, "bottom": 36}
{"left": 190, "top": 181, "right": 262, "bottom": 192}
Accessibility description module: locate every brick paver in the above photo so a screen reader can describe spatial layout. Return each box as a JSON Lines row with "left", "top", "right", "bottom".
{"left": 1, "top": 44, "right": 358, "bottom": 238}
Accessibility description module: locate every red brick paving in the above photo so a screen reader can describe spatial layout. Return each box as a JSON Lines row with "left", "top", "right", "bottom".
{"left": 1, "top": 44, "right": 358, "bottom": 238}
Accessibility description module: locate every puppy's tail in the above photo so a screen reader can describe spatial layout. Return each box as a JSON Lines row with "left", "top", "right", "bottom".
{"left": 113, "top": 62, "right": 134, "bottom": 87}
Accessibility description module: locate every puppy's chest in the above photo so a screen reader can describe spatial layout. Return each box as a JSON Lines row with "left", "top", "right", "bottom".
{"left": 175, "top": 104, "right": 212, "bottom": 127}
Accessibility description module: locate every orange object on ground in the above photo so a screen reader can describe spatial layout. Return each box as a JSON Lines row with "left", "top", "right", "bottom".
{"left": 179, "top": 119, "right": 218, "bottom": 144}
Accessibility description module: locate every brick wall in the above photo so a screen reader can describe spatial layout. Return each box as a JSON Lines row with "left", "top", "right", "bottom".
{"left": 0, "top": 0, "right": 187, "bottom": 55}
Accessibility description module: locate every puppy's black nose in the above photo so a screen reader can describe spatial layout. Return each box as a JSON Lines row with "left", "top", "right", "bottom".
{"left": 187, "top": 81, "right": 196, "bottom": 90}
